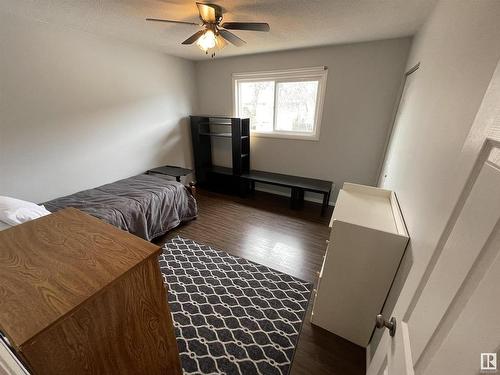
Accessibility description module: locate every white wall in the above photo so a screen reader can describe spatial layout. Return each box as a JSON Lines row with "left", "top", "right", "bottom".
{"left": 371, "top": 0, "right": 500, "bottom": 354}
{"left": 195, "top": 39, "right": 411, "bottom": 203}
{"left": 0, "top": 12, "right": 197, "bottom": 203}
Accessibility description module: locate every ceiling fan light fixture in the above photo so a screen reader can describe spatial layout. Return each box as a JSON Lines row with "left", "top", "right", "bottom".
{"left": 146, "top": 2, "right": 270, "bottom": 57}
{"left": 196, "top": 29, "right": 217, "bottom": 51}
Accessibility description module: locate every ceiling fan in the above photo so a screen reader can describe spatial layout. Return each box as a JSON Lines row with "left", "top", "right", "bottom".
{"left": 146, "top": 2, "right": 270, "bottom": 57}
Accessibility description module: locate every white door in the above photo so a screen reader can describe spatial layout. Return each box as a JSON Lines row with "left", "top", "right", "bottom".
{"left": 368, "top": 60, "right": 500, "bottom": 375}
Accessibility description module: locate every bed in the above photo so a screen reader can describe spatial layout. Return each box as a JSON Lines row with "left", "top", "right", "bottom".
{"left": 43, "top": 173, "right": 197, "bottom": 241}
{"left": 0, "top": 221, "right": 11, "bottom": 231}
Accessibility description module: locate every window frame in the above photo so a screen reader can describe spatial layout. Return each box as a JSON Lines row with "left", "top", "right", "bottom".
{"left": 232, "top": 67, "right": 328, "bottom": 141}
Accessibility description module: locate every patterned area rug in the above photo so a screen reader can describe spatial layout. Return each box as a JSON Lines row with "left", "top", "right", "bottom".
{"left": 160, "top": 237, "right": 313, "bottom": 375}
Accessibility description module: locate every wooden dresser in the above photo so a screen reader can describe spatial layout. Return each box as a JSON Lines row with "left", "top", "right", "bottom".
{"left": 0, "top": 208, "right": 181, "bottom": 374}
{"left": 311, "top": 183, "right": 409, "bottom": 347}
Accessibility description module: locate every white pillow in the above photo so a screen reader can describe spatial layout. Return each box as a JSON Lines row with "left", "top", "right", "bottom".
{"left": 0, "top": 196, "right": 51, "bottom": 226}
{"left": 0, "top": 220, "right": 11, "bottom": 231}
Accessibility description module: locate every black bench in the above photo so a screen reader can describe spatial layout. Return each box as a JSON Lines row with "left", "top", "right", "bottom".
{"left": 241, "top": 170, "right": 333, "bottom": 215}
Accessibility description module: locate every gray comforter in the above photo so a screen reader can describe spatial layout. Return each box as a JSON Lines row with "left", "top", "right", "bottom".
{"left": 43, "top": 174, "right": 197, "bottom": 241}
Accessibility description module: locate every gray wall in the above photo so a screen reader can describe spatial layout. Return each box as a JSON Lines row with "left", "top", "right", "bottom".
{"left": 0, "top": 12, "right": 197, "bottom": 203}
{"left": 371, "top": 0, "right": 500, "bottom": 356}
{"left": 195, "top": 38, "right": 411, "bottom": 202}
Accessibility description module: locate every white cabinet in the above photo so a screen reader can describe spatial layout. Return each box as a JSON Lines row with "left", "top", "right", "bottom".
{"left": 311, "top": 183, "right": 409, "bottom": 347}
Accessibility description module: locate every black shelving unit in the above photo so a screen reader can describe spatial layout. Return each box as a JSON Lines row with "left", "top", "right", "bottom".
{"left": 190, "top": 115, "right": 250, "bottom": 192}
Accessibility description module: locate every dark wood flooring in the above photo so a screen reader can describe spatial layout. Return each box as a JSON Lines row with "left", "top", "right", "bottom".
{"left": 156, "top": 189, "right": 365, "bottom": 375}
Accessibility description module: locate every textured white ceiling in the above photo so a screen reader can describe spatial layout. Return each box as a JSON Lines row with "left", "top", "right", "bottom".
{"left": 0, "top": 0, "right": 436, "bottom": 60}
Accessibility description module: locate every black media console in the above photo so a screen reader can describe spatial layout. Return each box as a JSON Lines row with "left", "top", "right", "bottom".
{"left": 190, "top": 115, "right": 333, "bottom": 215}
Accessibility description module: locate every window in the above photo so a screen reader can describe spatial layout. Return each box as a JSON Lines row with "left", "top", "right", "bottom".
{"left": 233, "top": 67, "right": 328, "bottom": 140}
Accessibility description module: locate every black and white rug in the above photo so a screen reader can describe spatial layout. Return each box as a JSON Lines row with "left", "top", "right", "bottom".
{"left": 159, "top": 237, "right": 312, "bottom": 375}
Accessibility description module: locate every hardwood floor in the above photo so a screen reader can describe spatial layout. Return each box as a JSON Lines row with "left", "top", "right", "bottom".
{"left": 156, "top": 188, "right": 366, "bottom": 375}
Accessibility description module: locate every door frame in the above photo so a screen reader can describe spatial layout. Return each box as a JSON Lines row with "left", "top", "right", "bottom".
{"left": 376, "top": 62, "right": 420, "bottom": 185}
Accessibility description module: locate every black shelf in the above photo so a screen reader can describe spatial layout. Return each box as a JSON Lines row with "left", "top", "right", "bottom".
{"left": 199, "top": 132, "right": 232, "bottom": 138}
{"left": 209, "top": 166, "right": 233, "bottom": 175}
{"left": 198, "top": 122, "right": 232, "bottom": 126}
{"left": 195, "top": 115, "right": 234, "bottom": 120}
{"left": 190, "top": 116, "right": 250, "bottom": 193}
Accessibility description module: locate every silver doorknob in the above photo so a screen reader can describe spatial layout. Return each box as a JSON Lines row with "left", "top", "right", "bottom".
{"left": 375, "top": 314, "right": 396, "bottom": 337}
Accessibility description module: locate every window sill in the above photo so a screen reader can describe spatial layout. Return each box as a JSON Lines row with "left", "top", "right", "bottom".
{"left": 250, "top": 131, "right": 320, "bottom": 141}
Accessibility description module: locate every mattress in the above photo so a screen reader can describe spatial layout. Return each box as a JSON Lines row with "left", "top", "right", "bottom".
{"left": 43, "top": 174, "right": 197, "bottom": 241}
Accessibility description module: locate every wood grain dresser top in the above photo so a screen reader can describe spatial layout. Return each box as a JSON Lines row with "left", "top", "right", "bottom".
{"left": 0, "top": 208, "right": 161, "bottom": 348}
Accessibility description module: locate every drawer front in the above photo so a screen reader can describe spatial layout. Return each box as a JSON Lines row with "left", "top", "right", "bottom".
{"left": 329, "top": 222, "right": 337, "bottom": 243}
{"left": 310, "top": 289, "right": 318, "bottom": 323}
{"left": 315, "top": 241, "right": 330, "bottom": 286}
{"left": 319, "top": 253, "right": 327, "bottom": 279}
{"left": 21, "top": 258, "right": 181, "bottom": 375}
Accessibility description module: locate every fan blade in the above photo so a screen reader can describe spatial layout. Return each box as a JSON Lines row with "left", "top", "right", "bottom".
{"left": 221, "top": 22, "right": 270, "bottom": 32}
{"left": 146, "top": 18, "right": 200, "bottom": 26}
{"left": 196, "top": 2, "right": 217, "bottom": 23}
{"left": 181, "top": 29, "right": 206, "bottom": 45}
{"left": 219, "top": 29, "right": 246, "bottom": 47}
{"left": 215, "top": 35, "right": 227, "bottom": 50}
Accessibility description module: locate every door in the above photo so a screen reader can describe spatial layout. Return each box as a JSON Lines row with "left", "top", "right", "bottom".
{"left": 368, "top": 60, "right": 500, "bottom": 375}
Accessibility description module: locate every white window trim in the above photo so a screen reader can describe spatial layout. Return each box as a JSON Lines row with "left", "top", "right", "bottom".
{"left": 232, "top": 66, "right": 328, "bottom": 141}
